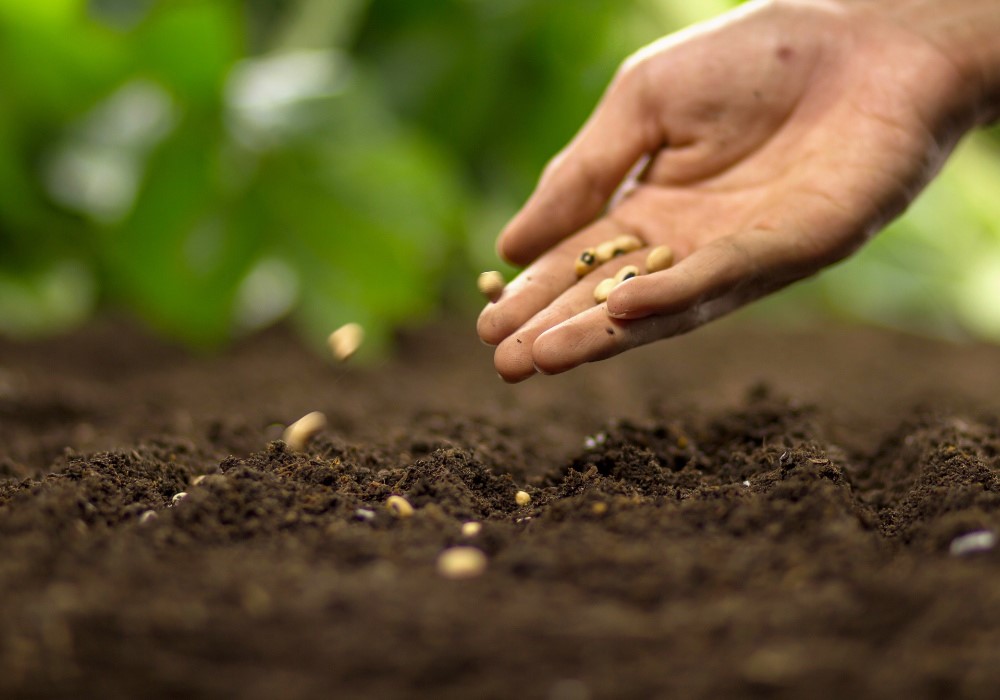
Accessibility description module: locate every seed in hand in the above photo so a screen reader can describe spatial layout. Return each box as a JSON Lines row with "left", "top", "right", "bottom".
{"left": 613, "top": 265, "right": 640, "bottom": 284}
{"left": 282, "top": 411, "right": 326, "bottom": 451}
{"left": 593, "top": 278, "right": 616, "bottom": 304}
{"left": 477, "top": 271, "right": 506, "bottom": 302}
{"left": 596, "top": 234, "right": 643, "bottom": 263}
{"left": 328, "top": 323, "right": 364, "bottom": 362}
{"left": 575, "top": 249, "right": 598, "bottom": 277}
{"left": 645, "top": 245, "right": 675, "bottom": 273}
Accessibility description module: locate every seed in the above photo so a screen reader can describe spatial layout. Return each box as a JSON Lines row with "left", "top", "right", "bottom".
{"left": 139, "top": 509, "right": 158, "bottom": 524}
{"left": 612, "top": 234, "right": 643, "bottom": 254}
{"left": 515, "top": 490, "right": 531, "bottom": 506}
{"left": 594, "top": 240, "right": 618, "bottom": 263}
{"left": 171, "top": 492, "right": 188, "bottom": 506}
{"left": 593, "top": 277, "right": 615, "bottom": 303}
{"left": 386, "top": 495, "right": 414, "bottom": 518}
{"left": 461, "top": 521, "right": 482, "bottom": 537}
{"left": 613, "top": 265, "right": 640, "bottom": 284}
{"left": 282, "top": 411, "right": 326, "bottom": 451}
{"left": 354, "top": 508, "right": 376, "bottom": 522}
{"left": 477, "top": 270, "right": 506, "bottom": 302}
{"left": 645, "top": 245, "right": 674, "bottom": 273}
{"left": 591, "top": 502, "right": 608, "bottom": 515}
{"left": 575, "top": 249, "right": 598, "bottom": 277}
{"left": 437, "top": 546, "right": 487, "bottom": 580}
{"left": 949, "top": 530, "right": 996, "bottom": 556}
{"left": 328, "top": 322, "right": 364, "bottom": 362}
{"left": 191, "top": 475, "right": 208, "bottom": 486}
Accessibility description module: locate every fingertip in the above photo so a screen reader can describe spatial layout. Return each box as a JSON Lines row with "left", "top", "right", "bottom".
{"left": 494, "top": 336, "right": 538, "bottom": 383}
{"left": 605, "top": 277, "right": 652, "bottom": 320}
{"left": 476, "top": 308, "right": 505, "bottom": 346}
{"left": 531, "top": 327, "right": 576, "bottom": 376}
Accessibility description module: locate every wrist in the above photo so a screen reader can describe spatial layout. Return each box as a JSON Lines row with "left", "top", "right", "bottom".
{"left": 839, "top": 0, "right": 1000, "bottom": 124}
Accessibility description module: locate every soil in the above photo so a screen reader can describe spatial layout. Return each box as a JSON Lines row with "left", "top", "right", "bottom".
{"left": 3, "top": 315, "right": 1000, "bottom": 699}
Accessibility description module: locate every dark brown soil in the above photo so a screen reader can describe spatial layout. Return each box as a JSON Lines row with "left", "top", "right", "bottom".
{"left": 3, "top": 316, "right": 1000, "bottom": 699}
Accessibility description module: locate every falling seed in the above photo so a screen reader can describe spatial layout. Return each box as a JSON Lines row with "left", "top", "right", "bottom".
{"left": 328, "top": 322, "right": 364, "bottom": 362}
{"left": 949, "top": 530, "right": 996, "bottom": 556}
{"left": 515, "top": 490, "right": 531, "bottom": 506}
{"left": 139, "top": 510, "right": 158, "bottom": 524}
{"left": 354, "top": 508, "right": 376, "bottom": 522}
{"left": 171, "top": 492, "right": 188, "bottom": 506}
{"left": 477, "top": 271, "right": 506, "bottom": 302}
{"left": 593, "top": 278, "right": 616, "bottom": 303}
{"left": 742, "top": 480, "right": 751, "bottom": 488}
{"left": 437, "top": 546, "right": 487, "bottom": 580}
{"left": 386, "top": 495, "right": 414, "bottom": 518}
{"left": 645, "top": 245, "right": 675, "bottom": 273}
{"left": 613, "top": 265, "right": 640, "bottom": 285}
{"left": 461, "top": 521, "right": 482, "bottom": 537}
{"left": 282, "top": 411, "right": 327, "bottom": 452}
{"left": 575, "top": 249, "right": 598, "bottom": 277}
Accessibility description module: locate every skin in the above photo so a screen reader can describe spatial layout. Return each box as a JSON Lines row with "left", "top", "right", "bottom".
{"left": 477, "top": 0, "right": 1000, "bottom": 382}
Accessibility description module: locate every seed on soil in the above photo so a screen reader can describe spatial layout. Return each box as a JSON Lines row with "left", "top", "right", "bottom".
{"left": 593, "top": 278, "right": 616, "bottom": 304}
{"left": 386, "top": 495, "right": 414, "bottom": 518}
{"left": 171, "top": 492, "right": 188, "bottom": 506}
{"left": 461, "top": 521, "right": 482, "bottom": 537}
{"left": 575, "top": 249, "right": 598, "bottom": 277}
{"left": 591, "top": 502, "right": 608, "bottom": 516}
{"left": 477, "top": 271, "right": 506, "bottom": 302}
{"left": 613, "top": 265, "right": 640, "bottom": 285}
{"left": 515, "top": 490, "right": 531, "bottom": 506}
{"left": 354, "top": 508, "right": 376, "bottom": 522}
{"left": 645, "top": 245, "right": 675, "bottom": 273}
{"left": 139, "top": 510, "right": 158, "bottom": 524}
{"left": 282, "top": 411, "right": 326, "bottom": 452}
{"left": 437, "top": 546, "right": 487, "bottom": 580}
{"left": 191, "top": 475, "right": 208, "bottom": 486}
{"left": 328, "top": 322, "right": 364, "bottom": 362}
{"left": 949, "top": 530, "right": 996, "bottom": 556}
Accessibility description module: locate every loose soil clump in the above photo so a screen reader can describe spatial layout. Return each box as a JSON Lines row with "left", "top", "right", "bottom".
{"left": 3, "top": 318, "right": 1000, "bottom": 699}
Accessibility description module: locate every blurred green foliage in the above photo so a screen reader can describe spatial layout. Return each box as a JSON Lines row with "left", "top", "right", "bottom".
{"left": 1, "top": 0, "right": 999, "bottom": 353}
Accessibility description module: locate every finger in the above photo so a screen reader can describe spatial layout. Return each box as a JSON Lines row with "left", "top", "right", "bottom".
{"left": 478, "top": 217, "right": 645, "bottom": 346}
{"left": 497, "top": 66, "right": 664, "bottom": 266}
{"left": 605, "top": 227, "right": 812, "bottom": 320}
{"left": 532, "top": 293, "right": 744, "bottom": 376}
{"left": 492, "top": 250, "right": 651, "bottom": 382}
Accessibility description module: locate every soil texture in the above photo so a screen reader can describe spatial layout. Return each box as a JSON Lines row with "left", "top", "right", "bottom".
{"left": 3, "top": 317, "right": 1000, "bottom": 699}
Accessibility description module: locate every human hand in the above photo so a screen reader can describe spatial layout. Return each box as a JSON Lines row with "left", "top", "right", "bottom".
{"left": 477, "top": 0, "right": 987, "bottom": 382}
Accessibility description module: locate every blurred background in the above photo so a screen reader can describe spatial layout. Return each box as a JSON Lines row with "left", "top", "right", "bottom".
{"left": 2, "top": 0, "right": 999, "bottom": 356}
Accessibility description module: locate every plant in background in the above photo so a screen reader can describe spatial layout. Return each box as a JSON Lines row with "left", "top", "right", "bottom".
{"left": 1, "top": 0, "right": 999, "bottom": 351}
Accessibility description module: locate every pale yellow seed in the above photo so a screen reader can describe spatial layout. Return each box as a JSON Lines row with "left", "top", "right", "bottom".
{"left": 593, "top": 277, "right": 616, "bottom": 304}
{"left": 386, "top": 495, "right": 414, "bottom": 518}
{"left": 594, "top": 240, "right": 618, "bottom": 263}
{"left": 461, "top": 521, "right": 482, "bottom": 537}
{"left": 575, "top": 248, "right": 598, "bottom": 277}
{"left": 612, "top": 234, "right": 643, "bottom": 254}
{"left": 591, "top": 502, "right": 608, "bottom": 515}
{"left": 645, "top": 245, "right": 675, "bottom": 273}
{"left": 282, "top": 411, "right": 326, "bottom": 451}
{"left": 613, "top": 265, "right": 640, "bottom": 285}
{"left": 139, "top": 509, "right": 158, "bottom": 524}
{"left": 171, "top": 492, "right": 188, "bottom": 506}
{"left": 328, "top": 323, "right": 364, "bottom": 362}
{"left": 515, "top": 490, "right": 531, "bottom": 506}
{"left": 477, "top": 271, "right": 505, "bottom": 302}
{"left": 437, "top": 546, "right": 487, "bottom": 580}
{"left": 191, "top": 475, "right": 208, "bottom": 486}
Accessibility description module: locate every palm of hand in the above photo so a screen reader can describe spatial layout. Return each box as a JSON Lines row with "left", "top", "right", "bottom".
{"left": 478, "top": 0, "right": 972, "bottom": 382}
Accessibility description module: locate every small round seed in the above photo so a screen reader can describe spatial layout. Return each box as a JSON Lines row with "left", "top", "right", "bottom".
{"left": 575, "top": 249, "right": 598, "bottom": 277}
{"left": 461, "top": 521, "right": 482, "bottom": 537}
{"left": 613, "top": 265, "right": 640, "bottom": 284}
{"left": 437, "top": 546, "right": 487, "bottom": 580}
{"left": 191, "top": 475, "right": 208, "bottom": 486}
{"left": 171, "top": 492, "right": 188, "bottom": 506}
{"left": 328, "top": 322, "right": 364, "bottom": 362}
{"left": 593, "top": 277, "right": 616, "bottom": 303}
{"left": 612, "top": 234, "right": 643, "bottom": 254}
{"left": 477, "top": 271, "right": 506, "bottom": 302}
{"left": 139, "top": 509, "right": 158, "bottom": 524}
{"left": 386, "top": 495, "right": 414, "bottom": 518}
{"left": 591, "top": 502, "right": 608, "bottom": 515}
{"left": 594, "top": 240, "right": 618, "bottom": 263}
{"left": 515, "top": 490, "right": 531, "bottom": 506}
{"left": 282, "top": 411, "right": 327, "bottom": 452}
{"left": 645, "top": 245, "right": 675, "bottom": 273}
